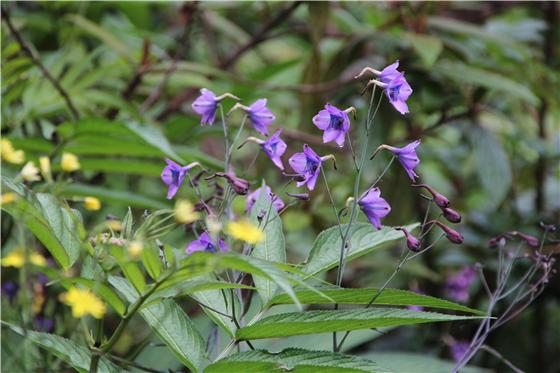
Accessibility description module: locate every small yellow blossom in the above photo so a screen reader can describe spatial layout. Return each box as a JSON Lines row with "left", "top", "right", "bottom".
{"left": 59, "top": 287, "right": 106, "bottom": 319}
{"left": 206, "top": 215, "right": 223, "bottom": 235}
{"left": 1, "top": 249, "right": 47, "bottom": 268}
{"left": 20, "top": 161, "right": 40, "bottom": 182}
{"left": 226, "top": 219, "right": 265, "bottom": 244}
{"left": 61, "top": 152, "right": 80, "bottom": 172}
{"left": 127, "top": 240, "right": 143, "bottom": 260}
{"left": 1, "top": 193, "right": 17, "bottom": 205}
{"left": 1, "top": 139, "right": 25, "bottom": 164}
{"left": 84, "top": 196, "right": 101, "bottom": 211}
{"left": 174, "top": 200, "right": 199, "bottom": 224}
{"left": 39, "top": 156, "right": 52, "bottom": 182}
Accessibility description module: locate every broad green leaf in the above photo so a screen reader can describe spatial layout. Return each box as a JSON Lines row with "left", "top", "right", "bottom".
{"left": 3, "top": 323, "right": 122, "bottom": 373}
{"left": 206, "top": 348, "right": 392, "bottom": 373}
{"left": 268, "top": 288, "right": 485, "bottom": 315}
{"left": 236, "top": 309, "right": 483, "bottom": 340}
{"left": 60, "top": 183, "right": 168, "bottom": 209}
{"left": 126, "top": 121, "right": 184, "bottom": 163}
{"left": 434, "top": 61, "right": 538, "bottom": 104}
{"left": 109, "top": 276, "right": 207, "bottom": 372}
{"left": 250, "top": 181, "right": 286, "bottom": 305}
{"left": 363, "top": 352, "right": 491, "bottom": 373}
{"left": 60, "top": 277, "right": 126, "bottom": 316}
{"left": 403, "top": 33, "right": 443, "bottom": 66}
{"left": 468, "top": 126, "right": 512, "bottom": 210}
{"left": 302, "top": 223, "right": 419, "bottom": 278}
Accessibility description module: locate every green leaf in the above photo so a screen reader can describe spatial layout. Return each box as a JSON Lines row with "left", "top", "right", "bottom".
{"left": 2, "top": 323, "right": 122, "bottom": 373}
{"left": 250, "top": 181, "right": 286, "bottom": 305}
{"left": 302, "top": 223, "right": 419, "bottom": 278}
{"left": 126, "top": 121, "right": 184, "bottom": 163}
{"left": 434, "top": 61, "right": 538, "bottom": 104}
{"left": 140, "top": 242, "right": 163, "bottom": 281}
{"left": 60, "top": 183, "right": 168, "bottom": 209}
{"left": 108, "top": 245, "right": 146, "bottom": 293}
{"left": 268, "top": 288, "right": 485, "bottom": 315}
{"left": 468, "top": 126, "right": 512, "bottom": 210}
{"left": 363, "top": 352, "right": 491, "bottom": 373}
{"left": 190, "top": 277, "right": 238, "bottom": 337}
{"left": 236, "top": 309, "right": 483, "bottom": 340}
{"left": 109, "top": 276, "right": 207, "bottom": 372}
{"left": 205, "top": 348, "right": 392, "bottom": 373}
{"left": 403, "top": 33, "right": 443, "bottom": 66}
{"left": 60, "top": 277, "right": 126, "bottom": 316}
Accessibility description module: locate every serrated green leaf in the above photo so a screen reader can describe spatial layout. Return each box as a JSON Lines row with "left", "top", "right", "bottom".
{"left": 109, "top": 276, "right": 207, "bottom": 372}
{"left": 236, "top": 309, "right": 483, "bottom": 340}
{"left": 2, "top": 323, "right": 122, "bottom": 373}
{"left": 206, "top": 348, "right": 392, "bottom": 373}
{"left": 363, "top": 352, "right": 491, "bottom": 373}
{"left": 303, "top": 223, "right": 419, "bottom": 278}
{"left": 268, "top": 288, "right": 484, "bottom": 315}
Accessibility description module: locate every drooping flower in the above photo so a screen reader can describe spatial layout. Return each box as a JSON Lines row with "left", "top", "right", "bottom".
{"left": 1, "top": 139, "right": 25, "bottom": 164}
{"left": 226, "top": 219, "right": 265, "bottom": 244}
{"left": 379, "top": 60, "right": 402, "bottom": 83}
{"left": 246, "top": 99, "right": 275, "bottom": 135}
{"left": 161, "top": 159, "right": 200, "bottom": 199}
{"left": 83, "top": 197, "right": 101, "bottom": 211}
{"left": 358, "top": 187, "right": 391, "bottom": 230}
{"left": 288, "top": 144, "right": 323, "bottom": 191}
{"left": 1, "top": 249, "right": 47, "bottom": 268}
{"left": 20, "top": 161, "right": 40, "bottom": 182}
{"left": 312, "top": 104, "right": 351, "bottom": 147}
{"left": 383, "top": 140, "right": 421, "bottom": 181}
{"left": 175, "top": 200, "right": 200, "bottom": 224}
{"left": 395, "top": 227, "right": 421, "bottom": 252}
{"left": 444, "top": 267, "right": 476, "bottom": 302}
{"left": 241, "top": 130, "right": 287, "bottom": 170}
{"left": 61, "top": 152, "right": 80, "bottom": 172}
{"left": 246, "top": 184, "right": 285, "bottom": 213}
{"left": 208, "top": 171, "right": 250, "bottom": 195}
{"left": 59, "top": 287, "right": 106, "bottom": 319}
{"left": 186, "top": 232, "right": 228, "bottom": 255}
{"left": 429, "top": 220, "right": 464, "bottom": 244}
{"left": 192, "top": 88, "right": 218, "bottom": 125}
{"left": 412, "top": 184, "right": 449, "bottom": 208}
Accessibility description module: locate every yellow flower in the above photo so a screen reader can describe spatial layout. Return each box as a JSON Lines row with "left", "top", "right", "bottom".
{"left": 174, "top": 200, "right": 199, "bottom": 224}
{"left": 1, "top": 249, "right": 47, "bottom": 268}
{"left": 60, "top": 287, "right": 106, "bottom": 319}
{"left": 226, "top": 219, "right": 265, "bottom": 244}
{"left": 127, "top": 240, "right": 143, "bottom": 260}
{"left": 107, "top": 220, "right": 123, "bottom": 232}
{"left": 84, "top": 196, "right": 101, "bottom": 211}
{"left": 1, "top": 139, "right": 25, "bottom": 164}
{"left": 61, "top": 152, "right": 80, "bottom": 172}
{"left": 39, "top": 156, "right": 52, "bottom": 182}
{"left": 1, "top": 193, "right": 16, "bottom": 205}
{"left": 20, "top": 161, "right": 40, "bottom": 182}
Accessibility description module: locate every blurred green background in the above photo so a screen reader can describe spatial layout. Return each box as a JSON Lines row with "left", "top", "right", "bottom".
{"left": 2, "top": 2, "right": 559, "bottom": 372}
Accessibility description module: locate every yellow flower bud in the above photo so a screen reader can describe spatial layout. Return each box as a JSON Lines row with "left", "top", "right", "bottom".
{"left": 61, "top": 152, "right": 80, "bottom": 172}
{"left": 84, "top": 197, "right": 101, "bottom": 211}
{"left": 226, "top": 219, "right": 265, "bottom": 244}
{"left": 20, "top": 161, "right": 40, "bottom": 182}
{"left": 1, "top": 193, "right": 17, "bottom": 205}
{"left": 39, "top": 156, "right": 52, "bottom": 182}
{"left": 1, "top": 139, "right": 25, "bottom": 164}
{"left": 174, "top": 200, "right": 199, "bottom": 224}
{"left": 127, "top": 240, "right": 144, "bottom": 260}
{"left": 1, "top": 249, "right": 46, "bottom": 268}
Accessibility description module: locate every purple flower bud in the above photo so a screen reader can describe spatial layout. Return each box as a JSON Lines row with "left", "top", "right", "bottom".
{"left": 186, "top": 232, "right": 228, "bottom": 255}
{"left": 286, "top": 192, "right": 310, "bottom": 201}
{"left": 246, "top": 99, "right": 275, "bottom": 136}
{"left": 192, "top": 88, "right": 218, "bottom": 125}
{"left": 442, "top": 207, "right": 462, "bottom": 223}
{"left": 539, "top": 221, "right": 557, "bottom": 233}
{"left": 312, "top": 104, "right": 351, "bottom": 147}
{"left": 209, "top": 172, "right": 250, "bottom": 195}
{"left": 246, "top": 184, "right": 285, "bottom": 213}
{"left": 260, "top": 130, "right": 287, "bottom": 170}
{"left": 430, "top": 221, "right": 464, "bottom": 244}
{"left": 396, "top": 227, "right": 421, "bottom": 252}
{"left": 384, "top": 140, "right": 421, "bottom": 181}
{"left": 288, "top": 144, "right": 323, "bottom": 191}
{"left": 515, "top": 232, "right": 540, "bottom": 248}
{"left": 412, "top": 184, "right": 450, "bottom": 208}
{"left": 161, "top": 159, "right": 199, "bottom": 199}
{"left": 358, "top": 187, "right": 391, "bottom": 230}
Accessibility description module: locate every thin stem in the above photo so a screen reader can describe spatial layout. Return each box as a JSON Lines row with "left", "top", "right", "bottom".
{"left": 227, "top": 115, "right": 248, "bottom": 161}
{"left": 219, "top": 104, "right": 230, "bottom": 172}
{"left": 480, "top": 345, "right": 526, "bottom": 373}
{"left": 371, "top": 156, "right": 395, "bottom": 187}
{"left": 321, "top": 168, "right": 344, "bottom": 241}
{"left": 346, "top": 132, "right": 358, "bottom": 171}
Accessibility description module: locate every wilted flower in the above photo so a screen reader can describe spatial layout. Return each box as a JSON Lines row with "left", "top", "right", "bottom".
{"left": 83, "top": 197, "right": 101, "bottom": 211}
{"left": 226, "top": 219, "right": 265, "bottom": 244}
{"left": 186, "top": 232, "right": 228, "bottom": 255}
{"left": 395, "top": 227, "right": 421, "bottom": 252}
{"left": 444, "top": 267, "right": 476, "bottom": 302}
{"left": 358, "top": 187, "right": 391, "bottom": 230}
{"left": 175, "top": 200, "right": 200, "bottom": 224}
{"left": 376, "top": 140, "right": 421, "bottom": 181}
{"left": 1, "top": 139, "right": 25, "bottom": 164}
{"left": 312, "top": 104, "right": 351, "bottom": 147}
{"left": 192, "top": 89, "right": 239, "bottom": 126}
{"left": 161, "top": 159, "right": 201, "bottom": 199}
{"left": 289, "top": 144, "right": 328, "bottom": 191}
{"left": 240, "top": 130, "right": 287, "bottom": 170}
{"left": 2, "top": 249, "right": 47, "bottom": 268}
{"left": 429, "top": 220, "right": 464, "bottom": 244}
{"left": 412, "top": 184, "right": 450, "bottom": 208}
{"left": 61, "top": 152, "right": 80, "bottom": 172}
{"left": 20, "top": 161, "right": 40, "bottom": 182}
{"left": 246, "top": 184, "right": 285, "bottom": 213}
{"left": 208, "top": 171, "right": 250, "bottom": 195}
{"left": 246, "top": 99, "right": 275, "bottom": 135}
{"left": 442, "top": 207, "right": 462, "bottom": 223}
{"left": 60, "top": 287, "right": 106, "bottom": 319}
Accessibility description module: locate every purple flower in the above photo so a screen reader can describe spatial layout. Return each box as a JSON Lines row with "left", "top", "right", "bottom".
{"left": 161, "top": 159, "right": 198, "bottom": 199}
{"left": 208, "top": 171, "right": 250, "bottom": 195}
{"left": 379, "top": 60, "right": 402, "bottom": 84}
{"left": 260, "top": 130, "right": 287, "bottom": 170}
{"left": 34, "top": 316, "right": 54, "bottom": 333}
{"left": 358, "top": 187, "right": 391, "bottom": 230}
{"left": 289, "top": 144, "right": 322, "bottom": 191}
{"left": 450, "top": 341, "right": 470, "bottom": 363}
{"left": 312, "top": 104, "right": 350, "bottom": 147}
{"left": 378, "top": 61, "right": 413, "bottom": 115}
{"left": 192, "top": 88, "right": 218, "bottom": 125}
{"left": 1, "top": 281, "right": 19, "bottom": 303}
{"left": 384, "top": 140, "right": 421, "bottom": 181}
{"left": 186, "top": 232, "right": 228, "bottom": 255}
{"left": 444, "top": 267, "right": 476, "bottom": 302}
{"left": 247, "top": 99, "right": 275, "bottom": 136}
{"left": 246, "top": 184, "right": 285, "bottom": 213}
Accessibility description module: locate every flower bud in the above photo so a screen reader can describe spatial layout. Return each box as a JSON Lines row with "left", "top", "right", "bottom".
{"left": 286, "top": 192, "right": 310, "bottom": 201}
{"left": 539, "top": 221, "right": 556, "bottom": 233}
{"left": 412, "top": 184, "right": 449, "bottom": 208}
{"left": 208, "top": 172, "right": 250, "bottom": 195}
{"left": 441, "top": 207, "right": 461, "bottom": 223}
{"left": 430, "top": 221, "right": 464, "bottom": 244}
{"left": 515, "top": 232, "right": 540, "bottom": 248}
{"left": 396, "top": 227, "right": 421, "bottom": 252}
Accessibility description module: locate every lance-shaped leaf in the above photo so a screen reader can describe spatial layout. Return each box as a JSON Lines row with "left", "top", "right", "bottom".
{"left": 205, "top": 348, "right": 393, "bottom": 373}
{"left": 3, "top": 323, "right": 122, "bottom": 373}
{"left": 236, "top": 309, "right": 484, "bottom": 340}
{"left": 303, "top": 223, "right": 419, "bottom": 278}
{"left": 268, "top": 288, "right": 485, "bottom": 315}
